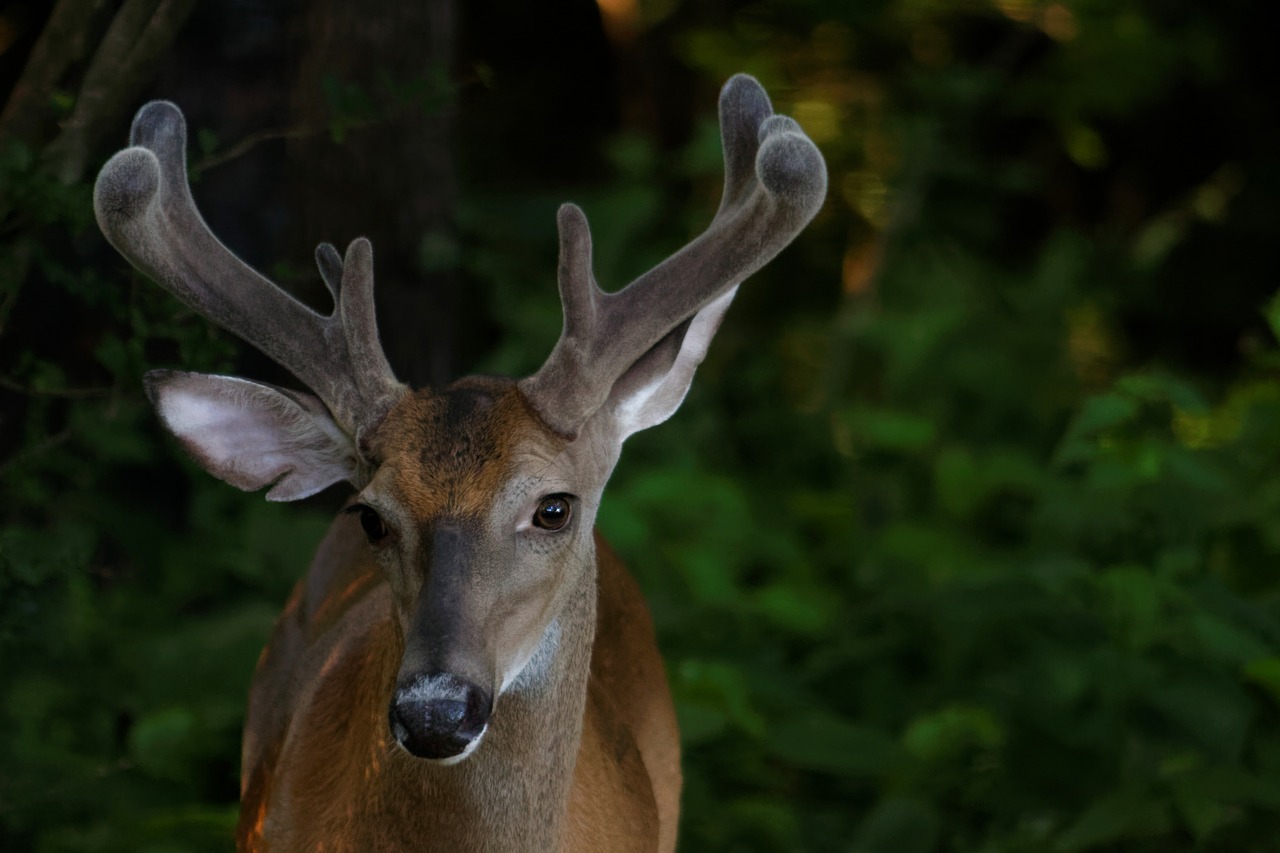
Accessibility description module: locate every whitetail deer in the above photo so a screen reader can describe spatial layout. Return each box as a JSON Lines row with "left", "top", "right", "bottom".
{"left": 93, "top": 74, "right": 825, "bottom": 852}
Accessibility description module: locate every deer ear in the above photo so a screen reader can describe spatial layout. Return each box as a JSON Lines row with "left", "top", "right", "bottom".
{"left": 145, "top": 370, "right": 359, "bottom": 501}
{"left": 602, "top": 286, "right": 738, "bottom": 439}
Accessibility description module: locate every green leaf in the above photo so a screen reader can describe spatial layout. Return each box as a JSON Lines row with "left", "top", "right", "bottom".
{"left": 934, "top": 447, "right": 982, "bottom": 517}
{"left": 1145, "top": 673, "right": 1253, "bottom": 762}
{"left": 902, "top": 704, "right": 1002, "bottom": 764}
{"left": 1055, "top": 391, "right": 1137, "bottom": 465}
{"left": 1055, "top": 789, "right": 1172, "bottom": 850}
{"left": 850, "top": 797, "right": 940, "bottom": 853}
{"left": 752, "top": 580, "right": 838, "bottom": 634}
{"left": 1095, "top": 565, "right": 1164, "bottom": 651}
{"left": 673, "top": 660, "right": 764, "bottom": 743}
{"left": 1190, "top": 612, "right": 1271, "bottom": 666}
{"left": 128, "top": 707, "right": 200, "bottom": 781}
{"left": 0, "top": 524, "right": 96, "bottom": 586}
{"left": 1244, "top": 657, "right": 1280, "bottom": 707}
{"left": 768, "top": 713, "right": 902, "bottom": 778}
{"left": 841, "top": 406, "right": 936, "bottom": 452}
{"left": 1169, "top": 772, "right": 1233, "bottom": 840}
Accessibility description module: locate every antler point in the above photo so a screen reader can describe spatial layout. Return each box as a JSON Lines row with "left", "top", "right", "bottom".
{"left": 94, "top": 147, "right": 161, "bottom": 223}
{"left": 720, "top": 73, "right": 772, "bottom": 121}
{"left": 130, "top": 100, "right": 187, "bottom": 149}
{"left": 345, "top": 236, "right": 374, "bottom": 261}
{"left": 557, "top": 202, "right": 586, "bottom": 226}
{"left": 756, "top": 131, "right": 827, "bottom": 206}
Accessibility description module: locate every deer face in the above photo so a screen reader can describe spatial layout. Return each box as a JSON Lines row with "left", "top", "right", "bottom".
{"left": 350, "top": 378, "right": 620, "bottom": 760}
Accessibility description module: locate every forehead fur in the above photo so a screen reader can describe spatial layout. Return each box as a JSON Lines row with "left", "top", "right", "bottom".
{"left": 371, "top": 377, "right": 563, "bottom": 519}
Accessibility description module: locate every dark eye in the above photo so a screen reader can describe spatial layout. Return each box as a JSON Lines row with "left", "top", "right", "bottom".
{"left": 358, "top": 505, "right": 389, "bottom": 543}
{"left": 533, "top": 495, "right": 572, "bottom": 531}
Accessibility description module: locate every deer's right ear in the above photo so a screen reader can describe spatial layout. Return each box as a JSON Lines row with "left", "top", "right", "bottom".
{"left": 144, "top": 369, "right": 359, "bottom": 501}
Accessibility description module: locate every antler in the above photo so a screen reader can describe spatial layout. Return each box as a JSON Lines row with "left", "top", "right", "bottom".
{"left": 93, "top": 101, "right": 404, "bottom": 446}
{"left": 518, "top": 74, "right": 827, "bottom": 437}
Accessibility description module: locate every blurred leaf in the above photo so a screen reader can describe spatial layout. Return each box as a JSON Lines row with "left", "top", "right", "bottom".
{"left": 840, "top": 405, "right": 936, "bottom": 453}
{"left": 0, "top": 524, "right": 95, "bottom": 586}
{"left": 128, "top": 707, "right": 199, "bottom": 781}
{"left": 752, "top": 579, "right": 839, "bottom": 635}
{"left": 1095, "top": 565, "right": 1164, "bottom": 651}
{"left": 1145, "top": 673, "right": 1253, "bottom": 762}
{"left": 769, "top": 713, "right": 902, "bottom": 778}
{"left": 1055, "top": 392, "right": 1137, "bottom": 465}
{"left": 675, "top": 660, "right": 765, "bottom": 744}
{"left": 1244, "top": 657, "right": 1280, "bottom": 707}
{"left": 902, "top": 704, "right": 1002, "bottom": 764}
{"left": 1054, "top": 789, "right": 1172, "bottom": 851}
{"left": 850, "top": 797, "right": 940, "bottom": 853}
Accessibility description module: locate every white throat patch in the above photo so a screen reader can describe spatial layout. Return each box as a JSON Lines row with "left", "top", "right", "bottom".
{"left": 502, "top": 618, "right": 562, "bottom": 694}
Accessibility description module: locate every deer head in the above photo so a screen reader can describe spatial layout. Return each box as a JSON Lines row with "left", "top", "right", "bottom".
{"left": 95, "top": 74, "right": 825, "bottom": 762}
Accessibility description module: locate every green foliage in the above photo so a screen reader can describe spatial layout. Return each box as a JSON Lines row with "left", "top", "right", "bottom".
{"left": 4, "top": 1, "right": 1280, "bottom": 851}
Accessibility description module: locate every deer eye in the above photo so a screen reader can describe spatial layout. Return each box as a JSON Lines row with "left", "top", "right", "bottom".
{"left": 533, "top": 495, "right": 572, "bottom": 531}
{"left": 355, "top": 505, "right": 389, "bottom": 543}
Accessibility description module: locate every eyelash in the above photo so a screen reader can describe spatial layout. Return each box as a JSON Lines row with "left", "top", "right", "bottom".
{"left": 345, "top": 503, "right": 390, "bottom": 543}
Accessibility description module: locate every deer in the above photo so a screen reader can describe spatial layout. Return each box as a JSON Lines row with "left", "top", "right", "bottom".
{"left": 92, "top": 74, "right": 825, "bottom": 852}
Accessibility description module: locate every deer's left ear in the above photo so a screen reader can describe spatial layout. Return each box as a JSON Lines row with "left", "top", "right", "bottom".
{"left": 145, "top": 369, "right": 359, "bottom": 501}
{"left": 600, "top": 286, "right": 738, "bottom": 439}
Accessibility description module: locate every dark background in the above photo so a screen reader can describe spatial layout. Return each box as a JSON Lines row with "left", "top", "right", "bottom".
{"left": 3, "top": 0, "right": 1280, "bottom": 850}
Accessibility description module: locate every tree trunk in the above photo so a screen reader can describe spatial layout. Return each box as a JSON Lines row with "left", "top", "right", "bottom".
{"left": 286, "top": 0, "right": 461, "bottom": 387}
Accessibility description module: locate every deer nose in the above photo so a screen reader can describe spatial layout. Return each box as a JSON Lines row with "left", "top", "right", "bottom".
{"left": 389, "top": 673, "right": 492, "bottom": 761}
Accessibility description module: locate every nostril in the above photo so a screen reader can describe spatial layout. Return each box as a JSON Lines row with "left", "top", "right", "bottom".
{"left": 461, "top": 684, "right": 490, "bottom": 732}
{"left": 389, "top": 675, "right": 492, "bottom": 761}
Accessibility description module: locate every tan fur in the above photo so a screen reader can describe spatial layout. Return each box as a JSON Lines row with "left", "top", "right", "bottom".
{"left": 237, "top": 383, "right": 681, "bottom": 852}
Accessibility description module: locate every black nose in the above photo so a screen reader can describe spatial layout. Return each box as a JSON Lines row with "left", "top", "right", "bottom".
{"left": 389, "top": 674, "right": 492, "bottom": 760}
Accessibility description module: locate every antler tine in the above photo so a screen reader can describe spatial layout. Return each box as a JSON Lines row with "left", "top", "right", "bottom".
{"left": 315, "top": 242, "right": 344, "bottom": 301}
{"left": 94, "top": 101, "right": 403, "bottom": 443}
{"left": 519, "top": 74, "right": 827, "bottom": 437}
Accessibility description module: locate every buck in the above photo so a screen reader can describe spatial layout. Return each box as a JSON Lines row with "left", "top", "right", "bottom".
{"left": 93, "top": 74, "right": 825, "bottom": 852}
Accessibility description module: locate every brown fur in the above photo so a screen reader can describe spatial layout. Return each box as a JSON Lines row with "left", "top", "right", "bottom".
{"left": 236, "top": 382, "right": 681, "bottom": 852}
{"left": 370, "top": 378, "right": 528, "bottom": 521}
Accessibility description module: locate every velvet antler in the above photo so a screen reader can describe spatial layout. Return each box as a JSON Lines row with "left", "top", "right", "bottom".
{"left": 518, "top": 74, "right": 827, "bottom": 437}
{"left": 93, "top": 101, "right": 404, "bottom": 446}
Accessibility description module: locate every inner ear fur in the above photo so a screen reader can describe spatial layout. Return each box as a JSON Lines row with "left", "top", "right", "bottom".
{"left": 603, "top": 286, "right": 738, "bottom": 439}
{"left": 145, "top": 369, "right": 360, "bottom": 501}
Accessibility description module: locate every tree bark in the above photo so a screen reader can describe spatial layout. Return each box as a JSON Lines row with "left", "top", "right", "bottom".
{"left": 42, "top": 0, "right": 198, "bottom": 183}
{"left": 0, "top": 0, "right": 111, "bottom": 152}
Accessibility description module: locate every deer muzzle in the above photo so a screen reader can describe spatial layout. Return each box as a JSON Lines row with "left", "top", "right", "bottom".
{"left": 391, "top": 523, "right": 498, "bottom": 761}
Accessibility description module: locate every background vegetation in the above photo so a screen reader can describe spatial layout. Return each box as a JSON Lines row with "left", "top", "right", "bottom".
{"left": 2, "top": 0, "right": 1279, "bottom": 850}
